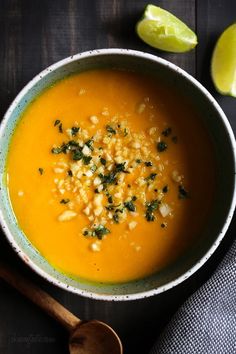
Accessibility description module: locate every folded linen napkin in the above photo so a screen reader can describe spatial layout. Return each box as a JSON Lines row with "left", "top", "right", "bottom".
{"left": 150, "top": 239, "right": 236, "bottom": 354}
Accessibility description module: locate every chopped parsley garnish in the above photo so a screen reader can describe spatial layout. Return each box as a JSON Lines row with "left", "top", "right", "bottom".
{"left": 145, "top": 173, "right": 157, "bottom": 182}
{"left": 85, "top": 139, "right": 94, "bottom": 151}
{"left": 157, "top": 141, "right": 168, "bottom": 152}
{"left": 108, "top": 196, "right": 113, "bottom": 204}
{"left": 82, "top": 225, "right": 110, "bottom": 239}
{"left": 105, "top": 205, "right": 115, "bottom": 211}
{"left": 172, "top": 136, "right": 178, "bottom": 143}
{"left": 60, "top": 198, "right": 70, "bottom": 204}
{"left": 51, "top": 146, "right": 64, "bottom": 154}
{"left": 162, "top": 185, "right": 169, "bottom": 193}
{"left": 38, "top": 168, "right": 44, "bottom": 175}
{"left": 83, "top": 155, "right": 92, "bottom": 165}
{"left": 132, "top": 196, "right": 137, "bottom": 201}
{"left": 99, "top": 162, "right": 129, "bottom": 187}
{"left": 94, "top": 225, "right": 110, "bottom": 239}
{"left": 124, "top": 200, "right": 136, "bottom": 212}
{"left": 71, "top": 126, "right": 80, "bottom": 136}
{"left": 114, "top": 162, "right": 127, "bottom": 173}
{"left": 106, "top": 125, "right": 116, "bottom": 135}
{"left": 161, "top": 223, "right": 166, "bottom": 228}
{"left": 178, "top": 185, "right": 189, "bottom": 199}
{"left": 51, "top": 140, "right": 92, "bottom": 165}
{"left": 124, "top": 128, "right": 128, "bottom": 136}
{"left": 51, "top": 140, "right": 78, "bottom": 155}
{"left": 113, "top": 214, "right": 119, "bottom": 224}
{"left": 145, "top": 199, "right": 159, "bottom": 222}
{"left": 145, "top": 161, "right": 153, "bottom": 167}
{"left": 73, "top": 149, "right": 83, "bottom": 161}
{"left": 146, "top": 213, "right": 155, "bottom": 222}
{"left": 162, "top": 127, "right": 172, "bottom": 137}
{"left": 58, "top": 123, "right": 63, "bottom": 133}
{"left": 115, "top": 206, "right": 124, "bottom": 214}
{"left": 90, "top": 165, "right": 97, "bottom": 173}
{"left": 54, "top": 119, "right": 60, "bottom": 126}
{"left": 100, "top": 157, "right": 107, "bottom": 166}
{"left": 99, "top": 172, "right": 117, "bottom": 185}
{"left": 136, "top": 159, "right": 142, "bottom": 164}
{"left": 94, "top": 188, "right": 99, "bottom": 194}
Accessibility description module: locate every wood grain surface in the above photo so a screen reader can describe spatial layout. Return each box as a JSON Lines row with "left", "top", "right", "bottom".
{"left": 0, "top": 1, "right": 235, "bottom": 353}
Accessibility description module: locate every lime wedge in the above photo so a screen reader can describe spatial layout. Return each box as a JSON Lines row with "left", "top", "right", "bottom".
{"left": 211, "top": 23, "right": 236, "bottom": 97}
{"left": 136, "top": 4, "right": 197, "bottom": 53}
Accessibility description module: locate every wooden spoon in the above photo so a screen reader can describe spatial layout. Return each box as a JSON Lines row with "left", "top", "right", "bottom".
{"left": 0, "top": 263, "right": 123, "bottom": 354}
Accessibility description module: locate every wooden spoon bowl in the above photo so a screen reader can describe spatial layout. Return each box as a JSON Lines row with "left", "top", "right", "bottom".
{"left": 0, "top": 262, "right": 123, "bottom": 354}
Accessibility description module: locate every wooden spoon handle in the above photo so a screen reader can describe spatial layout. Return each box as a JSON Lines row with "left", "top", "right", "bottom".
{"left": 0, "top": 262, "right": 81, "bottom": 332}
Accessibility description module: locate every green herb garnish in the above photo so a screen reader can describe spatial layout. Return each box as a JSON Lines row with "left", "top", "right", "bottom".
{"left": 124, "top": 200, "right": 136, "bottom": 212}
{"left": 72, "top": 150, "right": 83, "bottom": 161}
{"left": 93, "top": 225, "right": 110, "bottom": 240}
{"left": 145, "top": 173, "right": 157, "bottom": 182}
{"left": 108, "top": 196, "right": 113, "bottom": 204}
{"left": 145, "top": 199, "right": 159, "bottom": 222}
{"left": 145, "top": 161, "right": 153, "bottom": 167}
{"left": 99, "top": 172, "right": 117, "bottom": 185}
{"left": 178, "top": 185, "right": 189, "bottom": 199}
{"left": 38, "top": 168, "right": 44, "bottom": 175}
{"left": 71, "top": 126, "right": 80, "bottom": 136}
{"left": 85, "top": 139, "right": 94, "bottom": 151}
{"left": 67, "top": 170, "right": 73, "bottom": 177}
{"left": 54, "top": 119, "right": 60, "bottom": 126}
{"left": 60, "top": 198, "right": 70, "bottom": 204}
{"left": 136, "top": 159, "right": 142, "bottom": 164}
{"left": 106, "top": 125, "right": 116, "bottom": 134}
{"left": 90, "top": 165, "right": 97, "bottom": 173}
{"left": 100, "top": 157, "right": 107, "bottom": 166}
{"left": 162, "top": 127, "right": 172, "bottom": 137}
{"left": 51, "top": 146, "right": 64, "bottom": 154}
{"left": 83, "top": 156, "right": 92, "bottom": 165}
{"left": 162, "top": 185, "right": 168, "bottom": 193}
{"left": 51, "top": 140, "right": 79, "bottom": 155}
{"left": 146, "top": 213, "right": 155, "bottom": 222}
{"left": 114, "top": 162, "right": 129, "bottom": 173}
{"left": 83, "top": 225, "right": 110, "bottom": 240}
{"left": 58, "top": 123, "right": 63, "bottom": 133}
{"left": 51, "top": 140, "right": 92, "bottom": 165}
{"left": 172, "top": 136, "right": 178, "bottom": 143}
{"left": 113, "top": 214, "right": 119, "bottom": 224}
{"left": 157, "top": 141, "right": 168, "bottom": 152}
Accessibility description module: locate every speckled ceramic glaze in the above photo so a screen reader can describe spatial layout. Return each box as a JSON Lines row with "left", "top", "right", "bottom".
{"left": 0, "top": 49, "right": 235, "bottom": 301}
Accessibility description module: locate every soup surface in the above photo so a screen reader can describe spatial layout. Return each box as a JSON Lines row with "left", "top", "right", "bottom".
{"left": 6, "top": 69, "right": 215, "bottom": 283}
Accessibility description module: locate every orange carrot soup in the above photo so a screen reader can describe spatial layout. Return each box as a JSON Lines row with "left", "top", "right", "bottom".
{"left": 6, "top": 69, "right": 215, "bottom": 283}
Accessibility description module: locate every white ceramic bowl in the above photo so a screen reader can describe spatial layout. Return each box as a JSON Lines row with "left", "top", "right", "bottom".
{"left": 0, "top": 49, "right": 235, "bottom": 300}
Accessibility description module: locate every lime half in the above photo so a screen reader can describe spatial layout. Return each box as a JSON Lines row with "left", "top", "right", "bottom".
{"left": 136, "top": 4, "right": 197, "bottom": 53}
{"left": 211, "top": 23, "right": 236, "bottom": 97}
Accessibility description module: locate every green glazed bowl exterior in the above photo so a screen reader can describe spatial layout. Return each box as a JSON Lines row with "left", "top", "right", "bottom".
{"left": 0, "top": 49, "right": 235, "bottom": 301}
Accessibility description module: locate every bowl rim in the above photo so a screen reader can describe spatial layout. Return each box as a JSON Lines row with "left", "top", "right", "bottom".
{"left": 0, "top": 48, "right": 236, "bottom": 301}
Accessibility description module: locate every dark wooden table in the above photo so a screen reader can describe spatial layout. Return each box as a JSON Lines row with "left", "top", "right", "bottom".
{"left": 0, "top": 1, "right": 235, "bottom": 353}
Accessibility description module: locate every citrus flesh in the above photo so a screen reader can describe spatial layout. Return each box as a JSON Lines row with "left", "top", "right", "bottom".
{"left": 136, "top": 4, "right": 197, "bottom": 53}
{"left": 211, "top": 23, "right": 236, "bottom": 96}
